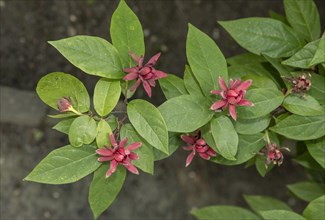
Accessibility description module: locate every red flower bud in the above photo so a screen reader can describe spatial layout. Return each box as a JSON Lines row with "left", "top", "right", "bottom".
{"left": 57, "top": 97, "right": 72, "bottom": 112}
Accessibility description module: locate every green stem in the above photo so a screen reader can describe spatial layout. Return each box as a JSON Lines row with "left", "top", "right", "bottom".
{"left": 284, "top": 88, "right": 292, "bottom": 97}
{"left": 124, "top": 81, "right": 129, "bottom": 105}
{"left": 264, "top": 130, "right": 271, "bottom": 144}
{"left": 70, "top": 108, "right": 83, "bottom": 116}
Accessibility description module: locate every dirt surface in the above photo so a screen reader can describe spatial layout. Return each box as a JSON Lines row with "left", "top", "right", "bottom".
{"left": 1, "top": 0, "right": 325, "bottom": 219}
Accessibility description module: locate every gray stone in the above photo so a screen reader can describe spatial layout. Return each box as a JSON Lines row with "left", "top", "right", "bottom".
{"left": 0, "top": 86, "right": 47, "bottom": 126}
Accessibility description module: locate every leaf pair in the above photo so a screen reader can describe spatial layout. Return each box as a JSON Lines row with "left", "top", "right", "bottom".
{"left": 192, "top": 194, "right": 325, "bottom": 220}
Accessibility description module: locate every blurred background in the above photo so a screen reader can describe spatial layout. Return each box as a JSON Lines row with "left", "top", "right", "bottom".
{"left": 1, "top": 0, "right": 324, "bottom": 219}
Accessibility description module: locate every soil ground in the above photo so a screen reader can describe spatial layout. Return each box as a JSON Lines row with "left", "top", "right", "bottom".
{"left": 1, "top": 0, "right": 324, "bottom": 219}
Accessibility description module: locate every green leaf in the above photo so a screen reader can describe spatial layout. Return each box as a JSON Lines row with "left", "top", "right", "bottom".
{"left": 235, "top": 115, "right": 271, "bottom": 135}
{"left": 255, "top": 155, "right": 274, "bottom": 177}
{"left": 219, "top": 18, "right": 304, "bottom": 58}
{"left": 52, "top": 117, "right": 76, "bottom": 135}
{"left": 228, "top": 63, "right": 281, "bottom": 88}
{"left": 191, "top": 206, "right": 259, "bottom": 220}
{"left": 310, "top": 33, "right": 325, "bottom": 66}
{"left": 309, "top": 74, "right": 325, "bottom": 105}
{"left": 36, "top": 72, "right": 90, "bottom": 112}
{"left": 283, "top": 94, "right": 324, "bottom": 116}
{"left": 110, "top": 0, "right": 144, "bottom": 68}
{"left": 49, "top": 36, "right": 123, "bottom": 79}
{"left": 242, "top": 74, "right": 278, "bottom": 90}
{"left": 269, "top": 10, "right": 289, "bottom": 25}
{"left": 24, "top": 145, "right": 100, "bottom": 184}
{"left": 260, "top": 210, "right": 305, "bottom": 220}
{"left": 294, "top": 152, "right": 324, "bottom": 170}
{"left": 244, "top": 195, "right": 292, "bottom": 214}
{"left": 158, "top": 95, "right": 214, "bottom": 133}
{"left": 210, "top": 116, "right": 238, "bottom": 160}
{"left": 211, "top": 133, "right": 264, "bottom": 165}
{"left": 186, "top": 24, "right": 228, "bottom": 95}
{"left": 159, "top": 74, "right": 188, "bottom": 99}
{"left": 236, "top": 88, "right": 284, "bottom": 119}
{"left": 127, "top": 99, "right": 168, "bottom": 154}
{"left": 48, "top": 112, "right": 77, "bottom": 119}
{"left": 303, "top": 195, "right": 325, "bottom": 220}
{"left": 287, "top": 182, "right": 325, "bottom": 202}
{"left": 120, "top": 124, "right": 154, "bottom": 174}
{"left": 282, "top": 39, "right": 320, "bottom": 69}
{"left": 96, "top": 119, "right": 112, "bottom": 149}
{"left": 89, "top": 165, "right": 126, "bottom": 220}
{"left": 270, "top": 115, "right": 325, "bottom": 141}
{"left": 263, "top": 55, "right": 293, "bottom": 88}
{"left": 93, "top": 78, "right": 121, "bottom": 117}
{"left": 284, "top": 0, "right": 320, "bottom": 42}
{"left": 227, "top": 52, "right": 266, "bottom": 66}
{"left": 120, "top": 80, "right": 136, "bottom": 99}
{"left": 69, "top": 115, "right": 97, "bottom": 147}
{"left": 306, "top": 137, "right": 325, "bottom": 169}
{"left": 153, "top": 132, "right": 181, "bottom": 161}
{"left": 106, "top": 115, "right": 118, "bottom": 131}
{"left": 183, "top": 65, "right": 204, "bottom": 96}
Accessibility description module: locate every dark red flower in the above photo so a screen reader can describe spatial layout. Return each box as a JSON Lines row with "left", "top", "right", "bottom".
{"left": 285, "top": 73, "right": 312, "bottom": 94}
{"left": 181, "top": 130, "right": 217, "bottom": 167}
{"left": 57, "top": 97, "right": 72, "bottom": 112}
{"left": 265, "top": 143, "right": 290, "bottom": 167}
{"left": 96, "top": 134, "right": 142, "bottom": 178}
{"left": 210, "top": 77, "right": 254, "bottom": 121}
{"left": 123, "top": 51, "right": 168, "bottom": 97}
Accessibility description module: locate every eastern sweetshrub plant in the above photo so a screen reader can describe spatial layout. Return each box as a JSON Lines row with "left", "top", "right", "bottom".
{"left": 25, "top": 0, "right": 324, "bottom": 219}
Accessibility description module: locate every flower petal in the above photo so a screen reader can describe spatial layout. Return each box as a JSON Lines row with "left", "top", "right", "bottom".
{"left": 236, "top": 79, "right": 252, "bottom": 92}
{"left": 124, "top": 67, "right": 137, "bottom": 73}
{"left": 211, "top": 90, "right": 221, "bottom": 95}
{"left": 146, "top": 52, "right": 161, "bottom": 66}
{"left": 218, "top": 76, "right": 228, "bottom": 91}
{"left": 127, "top": 142, "right": 142, "bottom": 151}
{"left": 206, "top": 148, "right": 217, "bottom": 157}
{"left": 106, "top": 160, "right": 118, "bottom": 178}
{"left": 130, "top": 78, "right": 141, "bottom": 92}
{"left": 210, "top": 100, "right": 227, "bottom": 110}
{"left": 180, "top": 135, "right": 196, "bottom": 144}
{"left": 110, "top": 134, "right": 118, "bottom": 148}
{"left": 196, "top": 145, "right": 209, "bottom": 153}
{"left": 122, "top": 160, "right": 139, "bottom": 175}
{"left": 148, "top": 79, "right": 156, "bottom": 87}
{"left": 119, "top": 137, "right": 128, "bottom": 148}
{"left": 227, "top": 90, "right": 238, "bottom": 97}
{"left": 229, "top": 104, "right": 237, "bottom": 121}
{"left": 138, "top": 56, "right": 144, "bottom": 67}
{"left": 98, "top": 156, "right": 114, "bottom": 162}
{"left": 96, "top": 148, "right": 113, "bottom": 156}
{"left": 123, "top": 71, "right": 139, "bottom": 81}
{"left": 185, "top": 151, "right": 196, "bottom": 167}
{"left": 238, "top": 99, "right": 254, "bottom": 106}
{"left": 198, "top": 152, "right": 210, "bottom": 160}
{"left": 128, "top": 152, "right": 139, "bottom": 160}
{"left": 183, "top": 146, "right": 194, "bottom": 151}
{"left": 153, "top": 69, "right": 168, "bottom": 80}
{"left": 129, "top": 51, "right": 140, "bottom": 63}
{"left": 230, "top": 79, "right": 241, "bottom": 89}
{"left": 142, "top": 80, "right": 152, "bottom": 97}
